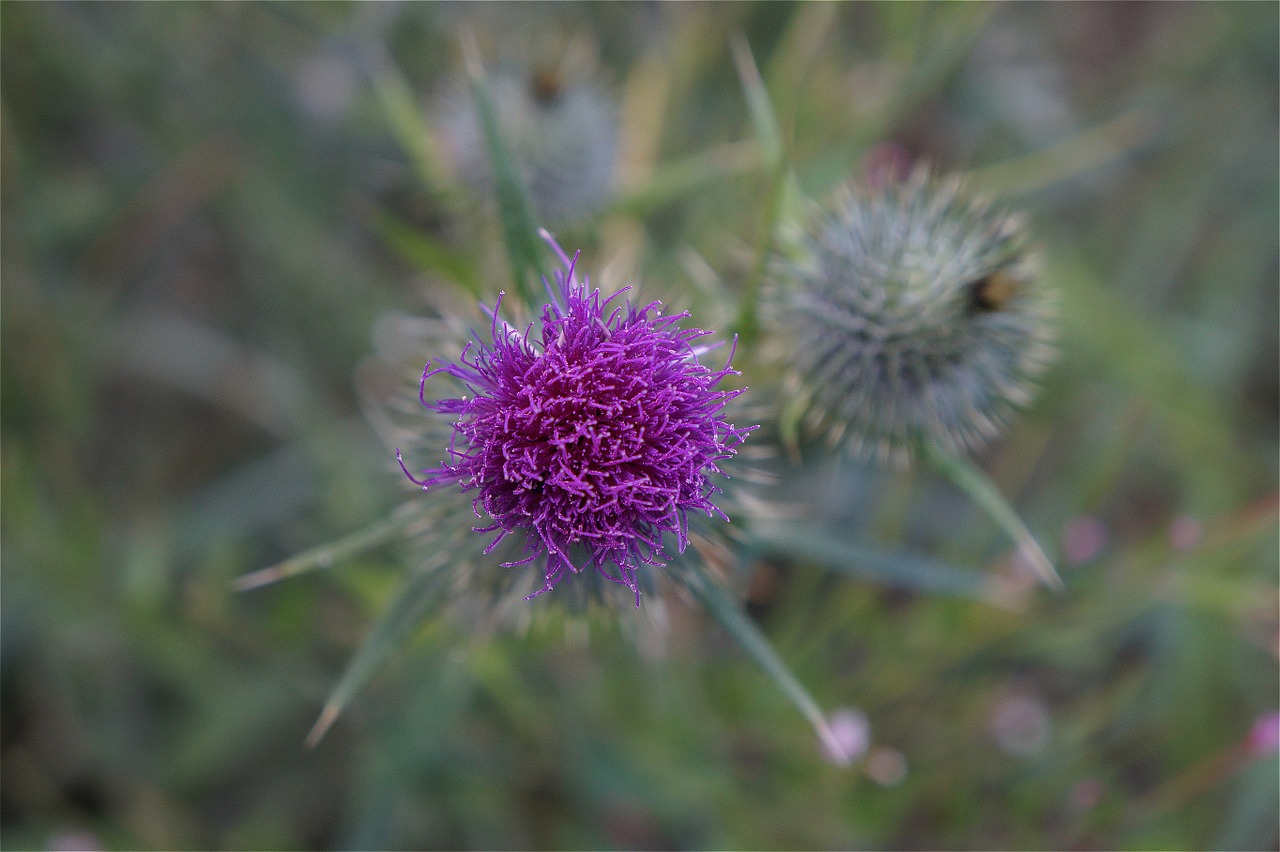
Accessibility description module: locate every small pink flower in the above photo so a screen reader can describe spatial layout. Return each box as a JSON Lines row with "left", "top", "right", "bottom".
{"left": 1070, "top": 777, "right": 1104, "bottom": 811}
{"left": 989, "top": 691, "right": 1051, "bottom": 757}
{"left": 1247, "top": 712, "right": 1280, "bottom": 756}
{"left": 821, "top": 708, "right": 871, "bottom": 765}
{"left": 1062, "top": 515, "right": 1107, "bottom": 565}
{"left": 1168, "top": 515, "right": 1203, "bottom": 552}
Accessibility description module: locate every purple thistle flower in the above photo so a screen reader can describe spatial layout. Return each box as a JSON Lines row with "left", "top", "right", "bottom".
{"left": 397, "top": 237, "right": 752, "bottom": 606}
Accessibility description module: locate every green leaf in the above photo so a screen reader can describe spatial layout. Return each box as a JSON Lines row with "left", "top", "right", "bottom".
{"left": 369, "top": 207, "right": 482, "bottom": 297}
{"left": 671, "top": 555, "right": 851, "bottom": 765}
{"left": 922, "top": 441, "right": 1064, "bottom": 590}
{"left": 356, "top": 38, "right": 450, "bottom": 193}
{"left": 732, "top": 33, "right": 783, "bottom": 171}
{"left": 233, "top": 509, "right": 414, "bottom": 592}
{"left": 748, "top": 527, "right": 995, "bottom": 601}
{"left": 461, "top": 33, "right": 547, "bottom": 304}
{"left": 304, "top": 554, "right": 451, "bottom": 747}
{"left": 603, "top": 140, "right": 762, "bottom": 219}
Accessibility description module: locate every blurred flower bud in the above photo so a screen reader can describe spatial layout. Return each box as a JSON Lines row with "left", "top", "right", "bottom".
{"left": 866, "top": 746, "right": 908, "bottom": 786}
{"left": 988, "top": 690, "right": 1052, "bottom": 757}
{"left": 1062, "top": 515, "right": 1108, "bottom": 565}
{"left": 769, "top": 168, "right": 1056, "bottom": 465}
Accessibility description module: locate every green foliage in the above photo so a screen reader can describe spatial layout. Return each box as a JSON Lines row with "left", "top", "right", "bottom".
{"left": 2, "top": 3, "right": 1276, "bottom": 850}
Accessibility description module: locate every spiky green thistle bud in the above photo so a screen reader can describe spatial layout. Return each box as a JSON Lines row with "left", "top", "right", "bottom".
{"left": 768, "top": 169, "right": 1056, "bottom": 465}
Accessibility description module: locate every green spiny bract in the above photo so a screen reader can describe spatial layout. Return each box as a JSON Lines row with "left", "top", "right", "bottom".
{"left": 768, "top": 169, "right": 1056, "bottom": 465}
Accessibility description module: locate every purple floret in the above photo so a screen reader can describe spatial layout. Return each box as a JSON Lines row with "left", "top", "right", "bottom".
{"left": 398, "top": 238, "right": 751, "bottom": 605}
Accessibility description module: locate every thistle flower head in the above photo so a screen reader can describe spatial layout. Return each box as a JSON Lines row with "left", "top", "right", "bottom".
{"left": 397, "top": 238, "right": 751, "bottom": 605}
{"left": 769, "top": 168, "right": 1055, "bottom": 464}
{"left": 438, "top": 66, "right": 616, "bottom": 224}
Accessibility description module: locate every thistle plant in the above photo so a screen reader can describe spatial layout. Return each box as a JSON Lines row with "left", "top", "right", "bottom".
{"left": 395, "top": 235, "right": 752, "bottom": 606}
{"left": 242, "top": 40, "right": 1042, "bottom": 760}
{"left": 769, "top": 168, "right": 1056, "bottom": 466}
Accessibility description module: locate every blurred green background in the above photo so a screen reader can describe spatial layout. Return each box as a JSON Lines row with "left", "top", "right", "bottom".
{"left": 2, "top": 2, "right": 1276, "bottom": 849}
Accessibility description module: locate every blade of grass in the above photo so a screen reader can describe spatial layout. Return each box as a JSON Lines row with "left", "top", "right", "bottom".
{"left": 971, "top": 108, "right": 1162, "bottom": 200}
{"left": 614, "top": 50, "right": 671, "bottom": 191}
{"left": 368, "top": 206, "right": 482, "bottom": 297}
{"left": 800, "top": 3, "right": 995, "bottom": 197}
{"left": 461, "top": 32, "right": 546, "bottom": 304}
{"left": 305, "top": 556, "right": 451, "bottom": 747}
{"left": 763, "top": 2, "right": 840, "bottom": 98}
{"left": 731, "top": 34, "right": 792, "bottom": 343}
{"left": 354, "top": 37, "right": 451, "bottom": 194}
{"left": 603, "top": 140, "right": 762, "bottom": 220}
{"left": 673, "top": 555, "right": 851, "bottom": 765}
{"left": 732, "top": 33, "right": 783, "bottom": 169}
{"left": 922, "top": 440, "right": 1063, "bottom": 590}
